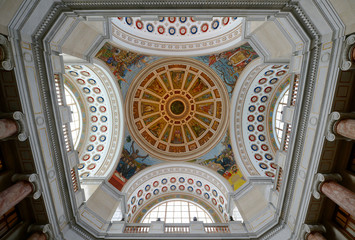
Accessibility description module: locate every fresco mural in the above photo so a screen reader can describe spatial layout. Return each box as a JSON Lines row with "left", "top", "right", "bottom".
{"left": 95, "top": 42, "right": 157, "bottom": 87}
{"left": 192, "top": 133, "right": 246, "bottom": 191}
{"left": 96, "top": 42, "right": 258, "bottom": 191}
{"left": 109, "top": 134, "right": 162, "bottom": 191}
{"left": 194, "top": 42, "right": 258, "bottom": 95}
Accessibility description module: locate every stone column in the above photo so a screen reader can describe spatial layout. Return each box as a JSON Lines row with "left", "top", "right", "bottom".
{"left": 341, "top": 34, "right": 355, "bottom": 71}
{"left": 307, "top": 232, "right": 326, "bottom": 240}
{"left": 0, "top": 46, "right": 4, "bottom": 62}
{"left": 0, "top": 34, "right": 14, "bottom": 71}
{"left": 0, "top": 118, "right": 18, "bottom": 139}
{"left": 303, "top": 224, "right": 326, "bottom": 240}
{"left": 313, "top": 173, "right": 355, "bottom": 217}
{"left": 320, "top": 180, "right": 355, "bottom": 217}
{"left": 27, "top": 224, "right": 52, "bottom": 240}
{"left": 335, "top": 119, "right": 355, "bottom": 140}
{"left": 0, "top": 180, "right": 33, "bottom": 216}
{"left": 27, "top": 232, "right": 47, "bottom": 240}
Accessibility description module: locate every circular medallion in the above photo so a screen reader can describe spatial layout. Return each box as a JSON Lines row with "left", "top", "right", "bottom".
{"left": 125, "top": 59, "right": 229, "bottom": 161}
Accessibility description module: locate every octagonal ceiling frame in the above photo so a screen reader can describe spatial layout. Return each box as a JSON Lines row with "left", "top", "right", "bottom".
{"left": 7, "top": 0, "right": 345, "bottom": 239}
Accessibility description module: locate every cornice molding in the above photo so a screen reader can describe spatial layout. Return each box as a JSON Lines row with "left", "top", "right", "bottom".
{"left": 7, "top": 0, "right": 345, "bottom": 239}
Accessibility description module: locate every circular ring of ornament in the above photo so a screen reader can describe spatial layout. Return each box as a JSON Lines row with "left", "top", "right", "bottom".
{"left": 126, "top": 58, "right": 229, "bottom": 161}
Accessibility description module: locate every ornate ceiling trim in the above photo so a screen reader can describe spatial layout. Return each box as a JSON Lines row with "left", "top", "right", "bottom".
{"left": 111, "top": 18, "right": 243, "bottom": 56}
{"left": 8, "top": 0, "right": 344, "bottom": 239}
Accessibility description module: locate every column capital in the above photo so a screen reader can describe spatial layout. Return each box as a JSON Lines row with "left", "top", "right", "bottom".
{"left": 0, "top": 111, "right": 28, "bottom": 141}
{"left": 340, "top": 34, "right": 355, "bottom": 71}
{"left": 0, "top": 34, "right": 14, "bottom": 71}
{"left": 27, "top": 224, "right": 53, "bottom": 240}
{"left": 13, "top": 111, "right": 29, "bottom": 141}
{"left": 12, "top": 174, "right": 42, "bottom": 200}
{"left": 325, "top": 111, "right": 355, "bottom": 141}
{"left": 302, "top": 224, "right": 326, "bottom": 240}
{"left": 312, "top": 173, "right": 342, "bottom": 199}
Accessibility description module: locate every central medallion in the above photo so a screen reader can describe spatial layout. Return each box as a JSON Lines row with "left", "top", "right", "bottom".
{"left": 170, "top": 100, "right": 185, "bottom": 115}
{"left": 125, "top": 58, "right": 229, "bottom": 161}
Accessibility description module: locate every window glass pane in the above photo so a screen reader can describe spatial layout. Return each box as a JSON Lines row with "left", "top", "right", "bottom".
{"left": 64, "top": 86, "right": 82, "bottom": 149}
{"left": 273, "top": 88, "right": 290, "bottom": 148}
{"left": 141, "top": 199, "right": 214, "bottom": 223}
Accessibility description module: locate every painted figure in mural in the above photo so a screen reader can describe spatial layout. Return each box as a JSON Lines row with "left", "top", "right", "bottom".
{"left": 149, "top": 121, "right": 165, "bottom": 138}
{"left": 171, "top": 71, "right": 184, "bottom": 88}
{"left": 95, "top": 43, "right": 147, "bottom": 84}
{"left": 142, "top": 104, "right": 155, "bottom": 115}
{"left": 190, "top": 122, "right": 205, "bottom": 137}
{"left": 197, "top": 103, "right": 214, "bottom": 115}
{"left": 215, "top": 156, "right": 232, "bottom": 175}
{"left": 127, "top": 141, "right": 148, "bottom": 163}
{"left": 190, "top": 78, "right": 206, "bottom": 95}
{"left": 115, "top": 141, "right": 148, "bottom": 180}
{"left": 122, "top": 161, "right": 137, "bottom": 179}
{"left": 148, "top": 81, "right": 165, "bottom": 95}
{"left": 171, "top": 127, "right": 183, "bottom": 144}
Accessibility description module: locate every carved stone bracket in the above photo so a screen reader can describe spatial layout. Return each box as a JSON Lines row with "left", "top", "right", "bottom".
{"left": 340, "top": 34, "right": 355, "bottom": 71}
{"left": 12, "top": 173, "right": 42, "bottom": 200}
{"left": 27, "top": 224, "right": 54, "bottom": 240}
{"left": 0, "top": 34, "right": 14, "bottom": 71}
{"left": 13, "top": 111, "right": 29, "bottom": 141}
{"left": 325, "top": 111, "right": 355, "bottom": 141}
{"left": 0, "top": 111, "right": 29, "bottom": 141}
{"left": 312, "top": 173, "right": 342, "bottom": 199}
{"left": 302, "top": 224, "right": 326, "bottom": 240}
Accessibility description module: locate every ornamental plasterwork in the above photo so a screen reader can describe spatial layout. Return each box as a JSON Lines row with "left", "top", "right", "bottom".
{"left": 123, "top": 165, "right": 231, "bottom": 200}
{"left": 113, "top": 17, "right": 240, "bottom": 38}
{"left": 126, "top": 173, "right": 229, "bottom": 223}
{"left": 234, "top": 63, "right": 266, "bottom": 176}
{"left": 64, "top": 64, "right": 121, "bottom": 177}
{"left": 9, "top": 0, "right": 342, "bottom": 238}
{"left": 125, "top": 58, "right": 229, "bottom": 161}
{"left": 111, "top": 18, "right": 243, "bottom": 55}
{"left": 241, "top": 65, "right": 290, "bottom": 177}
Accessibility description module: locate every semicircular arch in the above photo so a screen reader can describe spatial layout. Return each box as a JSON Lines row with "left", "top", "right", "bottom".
{"left": 121, "top": 162, "right": 233, "bottom": 223}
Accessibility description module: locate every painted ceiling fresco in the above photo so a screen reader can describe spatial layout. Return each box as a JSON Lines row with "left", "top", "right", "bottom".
{"left": 95, "top": 42, "right": 258, "bottom": 191}
{"left": 125, "top": 60, "right": 229, "bottom": 161}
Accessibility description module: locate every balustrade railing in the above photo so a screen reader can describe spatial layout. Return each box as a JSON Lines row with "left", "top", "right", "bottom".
{"left": 290, "top": 74, "right": 299, "bottom": 106}
{"left": 282, "top": 124, "right": 292, "bottom": 151}
{"left": 54, "top": 74, "right": 64, "bottom": 106}
{"left": 54, "top": 74, "right": 80, "bottom": 195}
{"left": 275, "top": 167, "right": 283, "bottom": 192}
{"left": 62, "top": 124, "right": 72, "bottom": 152}
{"left": 205, "top": 225, "right": 230, "bottom": 233}
{"left": 124, "top": 225, "right": 150, "bottom": 233}
{"left": 165, "top": 224, "right": 190, "bottom": 233}
{"left": 122, "top": 223, "right": 234, "bottom": 234}
{"left": 71, "top": 168, "right": 79, "bottom": 192}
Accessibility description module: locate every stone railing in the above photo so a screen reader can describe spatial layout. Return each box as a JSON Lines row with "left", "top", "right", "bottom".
{"left": 205, "top": 224, "right": 231, "bottom": 233}
{"left": 53, "top": 73, "right": 81, "bottom": 196}
{"left": 122, "top": 222, "right": 232, "bottom": 234}
{"left": 54, "top": 74, "right": 64, "bottom": 106}
{"left": 124, "top": 224, "right": 150, "bottom": 233}
{"left": 165, "top": 224, "right": 190, "bottom": 233}
{"left": 290, "top": 74, "right": 299, "bottom": 106}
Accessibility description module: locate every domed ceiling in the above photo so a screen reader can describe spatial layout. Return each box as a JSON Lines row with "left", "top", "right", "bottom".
{"left": 95, "top": 41, "right": 259, "bottom": 191}
{"left": 125, "top": 58, "right": 229, "bottom": 161}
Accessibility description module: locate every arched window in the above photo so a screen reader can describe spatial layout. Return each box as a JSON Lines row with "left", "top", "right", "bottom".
{"left": 273, "top": 87, "right": 290, "bottom": 148}
{"left": 64, "top": 85, "right": 82, "bottom": 149}
{"left": 141, "top": 199, "right": 213, "bottom": 223}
